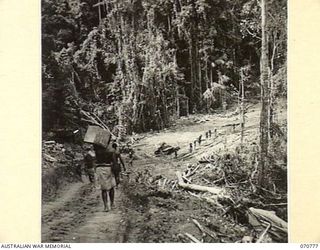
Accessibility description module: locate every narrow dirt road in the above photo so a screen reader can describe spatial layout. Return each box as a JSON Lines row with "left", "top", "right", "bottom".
{"left": 42, "top": 180, "right": 128, "bottom": 242}
{"left": 42, "top": 102, "right": 287, "bottom": 243}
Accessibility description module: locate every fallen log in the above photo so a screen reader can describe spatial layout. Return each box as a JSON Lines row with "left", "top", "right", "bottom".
{"left": 44, "top": 140, "right": 56, "bottom": 144}
{"left": 162, "top": 178, "right": 167, "bottom": 188}
{"left": 202, "top": 178, "right": 211, "bottom": 184}
{"left": 177, "top": 233, "right": 189, "bottom": 243}
{"left": 43, "top": 153, "right": 57, "bottom": 162}
{"left": 176, "top": 171, "right": 223, "bottom": 195}
{"left": 185, "top": 233, "right": 201, "bottom": 243}
{"left": 192, "top": 219, "right": 217, "bottom": 240}
{"left": 263, "top": 202, "right": 287, "bottom": 207}
{"left": 248, "top": 207, "right": 287, "bottom": 242}
{"left": 212, "top": 177, "right": 224, "bottom": 184}
{"left": 171, "top": 180, "right": 177, "bottom": 190}
{"left": 222, "top": 123, "right": 241, "bottom": 127}
{"left": 182, "top": 176, "right": 192, "bottom": 183}
{"left": 187, "top": 164, "right": 202, "bottom": 177}
{"left": 188, "top": 191, "right": 201, "bottom": 198}
{"left": 256, "top": 222, "right": 271, "bottom": 243}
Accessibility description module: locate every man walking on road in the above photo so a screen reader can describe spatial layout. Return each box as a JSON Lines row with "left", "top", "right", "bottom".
{"left": 111, "top": 142, "right": 126, "bottom": 187}
{"left": 128, "top": 148, "right": 134, "bottom": 167}
{"left": 83, "top": 144, "right": 95, "bottom": 183}
{"left": 94, "top": 144, "right": 117, "bottom": 212}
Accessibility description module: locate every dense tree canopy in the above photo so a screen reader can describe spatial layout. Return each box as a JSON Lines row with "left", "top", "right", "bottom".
{"left": 42, "top": 0, "right": 286, "bottom": 136}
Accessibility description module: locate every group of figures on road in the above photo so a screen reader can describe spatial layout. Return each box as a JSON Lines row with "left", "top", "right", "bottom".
{"left": 189, "top": 129, "right": 217, "bottom": 153}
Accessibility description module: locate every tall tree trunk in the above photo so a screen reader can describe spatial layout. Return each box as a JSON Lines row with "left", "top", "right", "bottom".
{"left": 189, "top": 43, "right": 194, "bottom": 112}
{"left": 97, "top": 0, "right": 101, "bottom": 24}
{"left": 268, "top": 33, "right": 277, "bottom": 140}
{"left": 205, "top": 57, "right": 208, "bottom": 90}
{"left": 189, "top": 0, "right": 198, "bottom": 112}
{"left": 259, "top": 0, "right": 269, "bottom": 188}
{"left": 199, "top": 58, "right": 202, "bottom": 102}
{"left": 176, "top": 92, "right": 180, "bottom": 118}
{"left": 240, "top": 69, "right": 245, "bottom": 146}
{"left": 186, "top": 98, "right": 189, "bottom": 117}
{"left": 174, "top": 50, "right": 180, "bottom": 118}
{"left": 117, "top": 103, "right": 123, "bottom": 143}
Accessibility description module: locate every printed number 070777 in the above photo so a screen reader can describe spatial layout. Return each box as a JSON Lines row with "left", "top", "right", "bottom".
{"left": 300, "top": 244, "right": 319, "bottom": 248}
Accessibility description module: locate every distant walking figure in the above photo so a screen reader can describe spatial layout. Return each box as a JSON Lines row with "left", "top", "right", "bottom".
{"left": 174, "top": 148, "right": 178, "bottom": 158}
{"left": 128, "top": 149, "right": 134, "bottom": 167}
{"left": 189, "top": 143, "right": 193, "bottom": 153}
{"left": 209, "top": 130, "right": 212, "bottom": 138}
{"left": 198, "top": 135, "right": 202, "bottom": 145}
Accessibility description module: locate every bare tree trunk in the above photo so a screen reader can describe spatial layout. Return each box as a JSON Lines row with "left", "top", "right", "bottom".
{"left": 259, "top": 0, "right": 269, "bottom": 188}
{"left": 268, "top": 33, "right": 277, "bottom": 140}
{"left": 186, "top": 98, "right": 189, "bottom": 117}
{"left": 240, "top": 69, "right": 245, "bottom": 146}
{"left": 98, "top": 0, "right": 101, "bottom": 23}
{"left": 218, "top": 72, "right": 226, "bottom": 111}
{"left": 117, "top": 104, "right": 123, "bottom": 143}
{"left": 173, "top": 50, "right": 180, "bottom": 118}
{"left": 189, "top": 45, "right": 194, "bottom": 112}
{"left": 176, "top": 94, "right": 180, "bottom": 118}
{"left": 205, "top": 59, "right": 208, "bottom": 90}
{"left": 104, "top": 0, "right": 108, "bottom": 12}
{"left": 199, "top": 60, "right": 202, "bottom": 101}
{"left": 70, "top": 69, "right": 79, "bottom": 98}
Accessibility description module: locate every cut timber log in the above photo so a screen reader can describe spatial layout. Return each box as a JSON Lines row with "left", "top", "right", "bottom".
{"left": 176, "top": 171, "right": 223, "bottom": 195}
{"left": 222, "top": 123, "right": 241, "bottom": 127}
{"left": 177, "top": 233, "right": 189, "bottom": 243}
{"left": 248, "top": 207, "right": 287, "bottom": 242}
{"left": 182, "top": 176, "right": 192, "bottom": 183}
{"left": 44, "top": 140, "right": 56, "bottom": 144}
{"left": 43, "top": 153, "right": 57, "bottom": 162}
{"left": 185, "top": 233, "right": 201, "bottom": 243}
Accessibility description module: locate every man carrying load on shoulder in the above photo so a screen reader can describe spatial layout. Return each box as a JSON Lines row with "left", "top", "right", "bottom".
{"left": 94, "top": 144, "right": 117, "bottom": 212}
{"left": 83, "top": 126, "right": 127, "bottom": 211}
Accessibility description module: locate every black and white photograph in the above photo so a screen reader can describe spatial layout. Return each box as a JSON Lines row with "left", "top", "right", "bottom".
{"left": 41, "top": 0, "right": 287, "bottom": 243}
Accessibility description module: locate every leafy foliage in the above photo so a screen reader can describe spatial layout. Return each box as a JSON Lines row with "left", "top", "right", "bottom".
{"left": 42, "top": 0, "right": 287, "bottom": 135}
